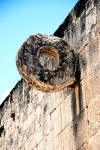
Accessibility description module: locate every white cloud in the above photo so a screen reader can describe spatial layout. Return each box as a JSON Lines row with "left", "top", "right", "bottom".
{"left": 0, "top": 89, "right": 11, "bottom": 105}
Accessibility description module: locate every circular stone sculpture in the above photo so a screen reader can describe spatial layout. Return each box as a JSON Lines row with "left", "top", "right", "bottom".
{"left": 16, "top": 33, "right": 77, "bottom": 92}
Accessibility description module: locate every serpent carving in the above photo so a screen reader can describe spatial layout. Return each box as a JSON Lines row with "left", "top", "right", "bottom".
{"left": 16, "top": 33, "right": 78, "bottom": 92}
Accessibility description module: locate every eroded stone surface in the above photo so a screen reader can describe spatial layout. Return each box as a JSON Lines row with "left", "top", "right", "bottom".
{"left": 16, "top": 33, "right": 78, "bottom": 92}
{"left": 0, "top": 0, "right": 100, "bottom": 150}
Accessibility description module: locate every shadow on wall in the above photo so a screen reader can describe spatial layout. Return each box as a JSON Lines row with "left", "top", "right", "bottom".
{"left": 71, "top": 82, "right": 88, "bottom": 149}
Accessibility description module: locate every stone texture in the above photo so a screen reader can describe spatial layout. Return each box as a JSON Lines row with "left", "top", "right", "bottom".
{"left": 0, "top": 0, "right": 100, "bottom": 150}
{"left": 54, "top": 133, "right": 62, "bottom": 150}
{"left": 88, "top": 95, "right": 100, "bottom": 137}
{"left": 47, "top": 131, "right": 55, "bottom": 150}
{"left": 88, "top": 130, "right": 100, "bottom": 150}
{"left": 77, "top": 142, "right": 88, "bottom": 150}
{"left": 43, "top": 114, "right": 50, "bottom": 136}
{"left": 54, "top": 105, "right": 62, "bottom": 137}
{"left": 16, "top": 33, "right": 78, "bottom": 92}
{"left": 85, "top": 63, "right": 100, "bottom": 104}
{"left": 61, "top": 95, "right": 73, "bottom": 130}
{"left": 43, "top": 93, "right": 55, "bottom": 117}
{"left": 61, "top": 124, "right": 74, "bottom": 150}
{"left": 72, "top": 111, "right": 88, "bottom": 149}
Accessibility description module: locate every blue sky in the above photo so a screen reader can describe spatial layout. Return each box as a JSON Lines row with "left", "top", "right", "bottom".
{"left": 0, "top": 0, "right": 78, "bottom": 104}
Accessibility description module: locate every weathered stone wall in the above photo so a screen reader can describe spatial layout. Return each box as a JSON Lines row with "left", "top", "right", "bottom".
{"left": 0, "top": 0, "right": 100, "bottom": 149}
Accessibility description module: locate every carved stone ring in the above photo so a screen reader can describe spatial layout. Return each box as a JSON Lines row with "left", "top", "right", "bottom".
{"left": 16, "top": 33, "right": 78, "bottom": 92}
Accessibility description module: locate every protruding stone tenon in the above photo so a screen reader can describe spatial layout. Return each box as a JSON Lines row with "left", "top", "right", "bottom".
{"left": 16, "top": 33, "right": 78, "bottom": 92}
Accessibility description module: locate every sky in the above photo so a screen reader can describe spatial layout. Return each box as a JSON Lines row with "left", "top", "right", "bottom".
{"left": 0, "top": 0, "right": 78, "bottom": 104}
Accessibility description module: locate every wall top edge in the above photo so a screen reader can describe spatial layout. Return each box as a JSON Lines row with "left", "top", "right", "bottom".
{"left": 54, "top": 0, "right": 99, "bottom": 38}
{"left": 0, "top": 78, "right": 23, "bottom": 109}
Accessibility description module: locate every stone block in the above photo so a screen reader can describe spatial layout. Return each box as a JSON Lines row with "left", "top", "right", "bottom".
{"left": 37, "top": 138, "right": 47, "bottom": 150}
{"left": 47, "top": 131, "right": 55, "bottom": 150}
{"left": 11, "top": 122, "right": 16, "bottom": 135}
{"left": 55, "top": 90, "right": 64, "bottom": 107}
{"left": 63, "top": 87, "right": 73, "bottom": 99}
{"left": 27, "top": 102, "right": 32, "bottom": 115}
{"left": 3, "top": 140, "right": 11, "bottom": 150}
{"left": 87, "top": 38, "right": 100, "bottom": 73}
{"left": 23, "top": 140, "right": 29, "bottom": 150}
{"left": 31, "top": 90, "right": 44, "bottom": 108}
{"left": 35, "top": 105, "right": 43, "bottom": 130}
{"left": 77, "top": 142, "right": 88, "bottom": 150}
{"left": 62, "top": 124, "right": 74, "bottom": 150}
{"left": 37, "top": 140, "right": 44, "bottom": 150}
{"left": 51, "top": 106, "right": 61, "bottom": 137}
{"left": 30, "top": 88, "right": 39, "bottom": 100}
{"left": 13, "top": 128, "right": 19, "bottom": 140}
{"left": 34, "top": 147, "right": 38, "bottom": 150}
{"left": 31, "top": 95, "right": 41, "bottom": 111}
{"left": 50, "top": 109, "right": 56, "bottom": 131}
{"left": 54, "top": 123, "right": 76, "bottom": 150}
{"left": 31, "top": 90, "right": 45, "bottom": 118}
{"left": 79, "top": 36, "right": 100, "bottom": 80}
{"left": 0, "top": 138, "right": 1, "bottom": 147}
{"left": 43, "top": 93, "right": 55, "bottom": 117}
{"left": 27, "top": 113, "right": 34, "bottom": 126}
{"left": 36, "top": 121, "right": 44, "bottom": 144}
{"left": 12, "top": 82, "right": 19, "bottom": 100}
{"left": 5, "top": 107, "right": 12, "bottom": 120}
{"left": 86, "top": 6, "right": 96, "bottom": 35}
{"left": 85, "top": 63, "right": 100, "bottom": 104}
{"left": 72, "top": 110, "right": 88, "bottom": 149}
{"left": 54, "top": 132, "right": 62, "bottom": 150}
{"left": 43, "top": 114, "right": 50, "bottom": 136}
{"left": 4, "top": 129, "right": 9, "bottom": 141}
{"left": 27, "top": 134, "right": 36, "bottom": 150}
{"left": 19, "top": 112, "right": 24, "bottom": 124}
{"left": 54, "top": 105, "right": 61, "bottom": 137}
{"left": 88, "top": 130, "right": 100, "bottom": 150}
{"left": 96, "top": 22, "right": 100, "bottom": 41}
{"left": 5, "top": 117, "right": 13, "bottom": 129}
{"left": 88, "top": 95, "right": 100, "bottom": 137}
{"left": 18, "top": 134, "right": 24, "bottom": 148}
{"left": 61, "top": 95, "right": 73, "bottom": 130}
{"left": 79, "top": 44, "right": 88, "bottom": 80}
{"left": 33, "top": 132, "right": 37, "bottom": 148}
{"left": 23, "top": 119, "right": 29, "bottom": 132}
{"left": 96, "top": 1, "right": 100, "bottom": 22}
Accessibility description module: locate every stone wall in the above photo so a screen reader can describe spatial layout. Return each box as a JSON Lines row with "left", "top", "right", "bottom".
{"left": 0, "top": 0, "right": 100, "bottom": 149}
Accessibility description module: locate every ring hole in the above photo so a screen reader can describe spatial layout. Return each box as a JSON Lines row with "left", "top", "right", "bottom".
{"left": 38, "top": 46, "right": 59, "bottom": 70}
